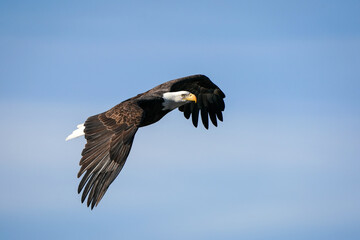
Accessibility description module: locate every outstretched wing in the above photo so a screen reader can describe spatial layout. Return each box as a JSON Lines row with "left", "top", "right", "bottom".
{"left": 78, "top": 101, "right": 144, "bottom": 209}
{"left": 170, "top": 74, "right": 226, "bottom": 129}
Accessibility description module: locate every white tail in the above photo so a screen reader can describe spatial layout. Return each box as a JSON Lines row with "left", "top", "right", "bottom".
{"left": 66, "top": 123, "right": 85, "bottom": 141}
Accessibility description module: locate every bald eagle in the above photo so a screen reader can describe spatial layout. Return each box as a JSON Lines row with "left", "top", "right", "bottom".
{"left": 66, "top": 74, "right": 226, "bottom": 209}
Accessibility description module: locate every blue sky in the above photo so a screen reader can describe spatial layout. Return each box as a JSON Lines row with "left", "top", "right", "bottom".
{"left": 1, "top": 1, "right": 360, "bottom": 239}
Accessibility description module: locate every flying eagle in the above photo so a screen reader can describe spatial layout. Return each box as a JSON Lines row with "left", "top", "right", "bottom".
{"left": 66, "top": 74, "right": 226, "bottom": 209}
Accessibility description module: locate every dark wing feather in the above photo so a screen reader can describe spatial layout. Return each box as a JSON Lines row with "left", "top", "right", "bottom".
{"left": 170, "top": 74, "right": 225, "bottom": 129}
{"left": 78, "top": 101, "right": 144, "bottom": 209}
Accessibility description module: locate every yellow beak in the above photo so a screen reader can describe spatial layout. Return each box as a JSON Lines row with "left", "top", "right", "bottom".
{"left": 185, "top": 93, "right": 197, "bottom": 103}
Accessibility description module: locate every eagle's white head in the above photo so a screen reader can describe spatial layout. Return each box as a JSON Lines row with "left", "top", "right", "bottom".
{"left": 162, "top": 91, "right": 197, "bottom": 110}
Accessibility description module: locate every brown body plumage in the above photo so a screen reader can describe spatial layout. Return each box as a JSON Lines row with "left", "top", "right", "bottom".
{"left": 74, "top": 74, "right": 226, "bottom": 208}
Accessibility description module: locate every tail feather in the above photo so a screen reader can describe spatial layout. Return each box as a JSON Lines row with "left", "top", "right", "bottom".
{"left": 66, "top": 123, "right": 85, "bottom": 141}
